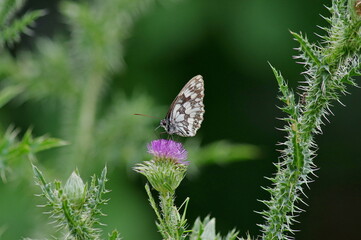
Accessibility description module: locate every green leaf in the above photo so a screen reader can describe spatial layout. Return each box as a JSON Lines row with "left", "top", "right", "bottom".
{"left": 0, "top": 127, "right": 67, "bottom": 182}
{"left": 32, "top": 164, "right": 55, "bottom": 202}
{"left": 190, "top": 140, "right": 261, "bottom": 166}
{"left": 34, "top": 166, "right": 113, "bottom": 239}
{"left": 0, "top": 85, "right": 24, "bottom": 108}
{"left": 189, "top": 217, "right": 203, "bottom": 240}
{"left": 189, "top": 216, "right": 238, "bottom": 240}
{"left": 96, "top": 166, "right": 108, "bottom": 202}
{"left": 27, "top": 136, "right": 68, "bottom": 154}
{"left": 108, "top": 230, "right": 122, "bottom": 240}
{"left": 201, "top": 218, "right": 216, "bottom": 240}
{"left": 223, "top": 229, "right": 240, "bottom": 240}
{"left": 1, "top": 9, "right": 46, "bottom": 46}
{"left": 290, "top": 31, "right": 321, "bottom": 67}
{"left": 0, "top": 0, "right": 24, "bottom": 26}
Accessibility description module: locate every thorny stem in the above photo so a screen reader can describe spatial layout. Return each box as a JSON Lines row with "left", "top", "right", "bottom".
{"left": 260, "top": 1, "right": 361, "bottom": 239}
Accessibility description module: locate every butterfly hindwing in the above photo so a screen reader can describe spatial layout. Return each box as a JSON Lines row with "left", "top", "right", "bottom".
{"left": 162, "top": 75, "right": 205, "bottom": 137}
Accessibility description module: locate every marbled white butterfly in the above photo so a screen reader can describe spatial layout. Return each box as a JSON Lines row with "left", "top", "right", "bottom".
{"left": 160, "top": 75, "right": 205, "bottom": 137}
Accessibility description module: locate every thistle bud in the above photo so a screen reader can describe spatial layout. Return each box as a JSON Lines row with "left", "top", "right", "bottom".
{"left": 64, "top": 171, "right": 85, "bottom": 206}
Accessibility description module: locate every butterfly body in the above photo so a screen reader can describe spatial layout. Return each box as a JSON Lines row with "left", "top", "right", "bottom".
{"left": 160, "top": 75, "right": 205, "bottom": 137}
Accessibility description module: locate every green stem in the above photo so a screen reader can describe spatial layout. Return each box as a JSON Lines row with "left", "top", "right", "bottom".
{"left": 261, "top": 1, "right": 361, "bottom": 239}
{"left": 62, "top": 199, "right": 86, "bottom": 239}
{"left": 73, "top": 72, "right": 103, "bottom": 167}
{"left": 159, "top": 191, "right": 178, "bottom": 240}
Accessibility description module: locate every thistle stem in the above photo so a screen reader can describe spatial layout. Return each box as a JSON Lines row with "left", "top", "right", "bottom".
{"left": 261, "top": 1, "right": 361, "bottom": 239}
{"left": 73, "top": 73, "right": 104, "bottom": 167}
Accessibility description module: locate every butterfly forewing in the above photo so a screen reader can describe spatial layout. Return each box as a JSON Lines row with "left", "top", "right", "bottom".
{"left": 162, "top": 75, "right": 205, "bottom": 137}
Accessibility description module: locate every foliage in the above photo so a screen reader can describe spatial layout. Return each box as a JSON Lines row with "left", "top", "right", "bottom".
{"left": 0, "top": 0, "right": 45, "bottom": 46}
{"left": 33, "top": 165, "right": 121, "bottom": 240}
{"left": 145, "top": 183, "right": 189, "bottom": 240}
{"left": 188, "top": 140, "right": 261, "bottom": 165}
{"left": 0, "top": 0, "right": 62, "bottom": 183}
{"left": 0, "top": 85, "right": 24, "bottom": 108}
{"left": 0, "top": 0, "right": 257, "bottom": 172}
{"left": 0, "top": 0, "right": 252, "bottom": 172}
{"left": 189, "top": 216, "right": 239, "bottom": 240}
{"left": 4, "top": 0, "right": 356, "bottom": 239}
{"left": 259, "top": 0, "right": 361, "bottom": 239}
{"left": 0, "top": 0, "right": 256, "bottom": 238}
{"left": 0, "top": 127, "right": 66, "bottom": 181}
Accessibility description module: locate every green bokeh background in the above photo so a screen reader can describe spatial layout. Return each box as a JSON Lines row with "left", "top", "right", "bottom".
{"left": 1, "top": 0, "right": 361, "bottom": 239}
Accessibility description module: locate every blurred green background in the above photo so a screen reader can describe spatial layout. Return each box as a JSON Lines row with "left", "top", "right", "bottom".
{"left": 1, "top": 0, "right": 361, "bottom": 239}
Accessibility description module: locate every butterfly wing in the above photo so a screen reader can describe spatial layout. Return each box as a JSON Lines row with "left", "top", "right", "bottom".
{"left": 165, "top": 75, "right": 205, "bottom": 137}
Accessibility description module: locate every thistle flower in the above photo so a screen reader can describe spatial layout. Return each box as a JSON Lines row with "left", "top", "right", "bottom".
{"left": 147, "top": 139, "right": 188, "bottom": 165}
{"left": 134, "top": 139, "right": 189, "bottom": 193}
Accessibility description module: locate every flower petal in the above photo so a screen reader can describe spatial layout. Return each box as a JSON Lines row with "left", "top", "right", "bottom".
{"left": 148, "top": 139, "right": 188, "bottom": 165}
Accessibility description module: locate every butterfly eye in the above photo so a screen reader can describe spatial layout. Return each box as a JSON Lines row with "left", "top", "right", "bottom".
{"left": 160, "top": 120, "right": 166, "bottom": 127}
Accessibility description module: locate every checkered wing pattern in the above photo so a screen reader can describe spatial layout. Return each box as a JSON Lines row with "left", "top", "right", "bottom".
{"left": 161, "top": 75, "right": 205, "bottom": 137}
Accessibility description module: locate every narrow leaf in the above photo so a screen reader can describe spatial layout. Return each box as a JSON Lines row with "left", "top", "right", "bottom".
{"left": 2, "top": 9, "right": 46, "bottom": 45}
{"left": 290, "top": 31, "right": 321, "bottom": 67}
{"left": 0, "top": 85, "right": 24, "bottom": 108}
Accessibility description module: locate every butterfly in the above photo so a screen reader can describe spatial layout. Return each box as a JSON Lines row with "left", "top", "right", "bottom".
{"left": 160, "top": 75, "right": 205, "bottom": 137}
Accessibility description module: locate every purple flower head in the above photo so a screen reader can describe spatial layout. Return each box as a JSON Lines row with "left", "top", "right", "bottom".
{"left": 147, "top": 139, "right": 189, "bottom": 165}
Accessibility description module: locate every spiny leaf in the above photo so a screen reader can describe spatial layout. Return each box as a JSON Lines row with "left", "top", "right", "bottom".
{"left": 108, "top": 230, "right": 122, "bottom": 240}
{"left": 32, "top": 164, "right": 55, "bottom": 202}
{"left": 0, "top": 0, "right": 24, "bottom": 26}
{"left": 1, "top": 9, "right": 46, "bottom": 46}
{"left": 290, "top": 31, "right": 321, "bottom": 67}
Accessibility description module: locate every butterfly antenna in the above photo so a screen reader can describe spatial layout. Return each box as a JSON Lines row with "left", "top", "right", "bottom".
{"left": 133, "top": 113, "right": 160, "bottom": 119}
